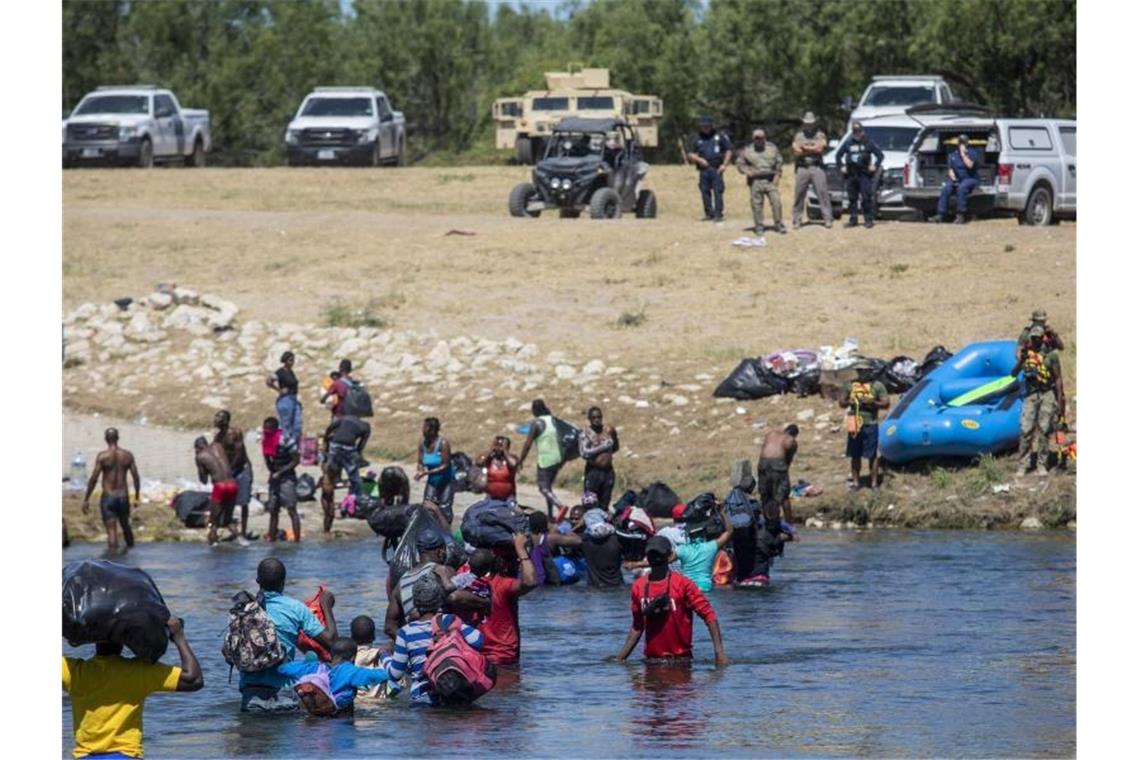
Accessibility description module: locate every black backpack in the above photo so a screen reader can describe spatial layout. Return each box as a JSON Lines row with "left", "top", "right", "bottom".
{"left": 341, "top": 378, "right": 374, "bottom": 418}
{"left": 171, "top": 490, "right": 211, "bottom": 528}
{"left": 551, "top": 417, "right": 581, "bottom": 462}
{"left": 637, "top": 481, "right": 681, "bottom": 518}
{"left": 368, "top": 503, "right": 414, "bottom": 540}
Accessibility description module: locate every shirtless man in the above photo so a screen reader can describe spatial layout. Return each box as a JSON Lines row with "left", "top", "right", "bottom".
{"left": 757, "top": 424, "right": 799, "bottom": 524}
{"left": 195, "top": 436, "right": 242, "bottom": 546}
{"left": 82, "top": 428, "right": 140, "bottom": 553}
{"left": 213, "top": 411, "right": 252, "bottom": 540}
{"left": 580, "top": 406, "right": 619, "bottom": 510}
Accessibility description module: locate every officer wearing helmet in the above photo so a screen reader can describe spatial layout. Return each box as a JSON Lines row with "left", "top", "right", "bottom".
{"left": 687, "top": 116, "right": 734, "bottom": 221}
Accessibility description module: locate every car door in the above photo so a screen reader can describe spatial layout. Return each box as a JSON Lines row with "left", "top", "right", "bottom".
{"left": 375, "top": 96, "right": 393, "bottom": 157}
{"left": 1058, "top": 124, "right": 1076, "bottom": 210}
{"left": 153, "top": 94, "right": 183, "bottom": 156}
{"left": 1005, "top": 123, "right": 1059, "bottom": 209}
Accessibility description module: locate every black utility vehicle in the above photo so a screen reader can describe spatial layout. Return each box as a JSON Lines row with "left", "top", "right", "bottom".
{"left": 508, "top": 117, "right": 656, "bottom": 219}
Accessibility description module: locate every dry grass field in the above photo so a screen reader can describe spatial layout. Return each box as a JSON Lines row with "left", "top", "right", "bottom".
{"left": 63, "top": 166, "right": 1076, "bottom": 528}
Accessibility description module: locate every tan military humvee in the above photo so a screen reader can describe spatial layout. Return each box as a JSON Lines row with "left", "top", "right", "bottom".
{"left": 492, "top": 67, "right": 663, "bottom": 164}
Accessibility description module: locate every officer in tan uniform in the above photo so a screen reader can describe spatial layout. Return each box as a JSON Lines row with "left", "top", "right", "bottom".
{"left": 735, "top": 128, "right": 786, "bottom": 234}
{"left": 791, "top": 111, "right": 833, "bottom": 229}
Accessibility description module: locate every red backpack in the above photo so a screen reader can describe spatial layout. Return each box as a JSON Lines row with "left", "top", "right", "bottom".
{"left": 297, "top": 586, "right": 331, "bottom": 662}
{"left": 423, "top": 615, "right": 496, "bottom": 705}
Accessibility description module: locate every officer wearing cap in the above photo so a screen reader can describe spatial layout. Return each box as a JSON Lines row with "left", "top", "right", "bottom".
{"left": 735, "top": 127, "right": 785, "bottom": 234}
{"left": 687, "top": 116, "right": 734, "bottom": 221}
{"left": 834, "top": 121, "right": 885, "bottom": 228}
{"left": 1017, "top": 309, "right": 1065, "bottom": 353}
{"left": 932, "top": 132, "right": 980, "bottom": 224}
{"left": 1010, "top": 324, "right": 1065, "bottom": 476}
{"left": 791, "top": 111, "right": 833, "bottom": 229}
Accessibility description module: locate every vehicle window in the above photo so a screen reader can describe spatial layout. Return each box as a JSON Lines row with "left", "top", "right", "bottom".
{"left": 1008, "top": 126, "right": 1054, "bottom": 151}
{"left": 497, "top": 101, "right": 521, "bottom": 117}
{"left": 863, "top": 86, "right": 935, "bottom": 107}
{"left": 300, "top": 97, "right": 374, "bottom": 117}
{"left": 73, "top": 95, "right": 149, "bottom": 115}
{"left": 577, "top": 96, "right": 614, "bottom": 110}
{"left": 551, "top": 132, "right": 604, "bottom": 158}
{"left": 154, "top": 95, "right": 175, "bottom": 116}
{"left": 532, "top": 97, "right": 570, "bottom": 111}
{"left": 938, "top": 86, "right": 952, "bottom": 103}
{"left": 862, "top": 127, "right": 920, "bottom": 151}
{"left": 1059, "top": 126, "right": 1076, "bottom": 157}
{"left": 376, "top": 97, "right": 391, "bottom": 118}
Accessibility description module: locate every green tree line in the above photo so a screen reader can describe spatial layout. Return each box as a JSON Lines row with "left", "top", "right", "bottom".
{"left": 63, "top": 0, "right": 1076, "bottom": 165}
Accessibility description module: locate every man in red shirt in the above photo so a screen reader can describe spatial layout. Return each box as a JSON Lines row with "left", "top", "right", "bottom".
{"left": 320, "top": 359, "right": 354, "bottom": 418}
{"left": 616, "top": 535, "right": 729, "bottom": 665}
{"left": 469, "top": 534, "right": 537, "bottom": 666}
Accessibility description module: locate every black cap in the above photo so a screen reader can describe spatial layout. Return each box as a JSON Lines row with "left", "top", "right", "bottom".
{"left": 698, "top": 115, "right": 714, "bottom": 127}
{"left": 646, "top": 535, "right": 672, "bottom": 558}
{"left": 415, "top": 530, "right": 446, "bottom": 551}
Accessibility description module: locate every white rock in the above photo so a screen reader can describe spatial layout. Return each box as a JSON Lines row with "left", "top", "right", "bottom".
{"left": 503, "top": 337, "right": 523, "bottom": 353}
{"left": 208, "top": 305, "right": 238, "bottom": 331}
{"left": 67, "top": 303, "right": 99, "bottom": 323}
{"left": 412, "top": 373, "right": 441, "bottom": 385}
{"left": 163, "top": 305, "right": 212, "bottom": 330}
{"left": 545, "top": 350, "right": 567, "bottom": 365}
{"left": 796, "top": 408, "right": 815, "bottom": 421}
{"left": 1019, "top": 516, "right": 1043, "bottom": 530}
{"left": 804, "top": 517, "right": 826, "bottom": 529}
{"left": 605, "top": 366, "right": 626, "bottom": 376}
{"left": 635, "top": 400, "right": 651, "bottom": 408}
{"left": 200, "top": 293, "right": 234, "bottom": 312}
{"left": 581, "top": 359, "right": 606, "bottom": 375}
{"left": 554, "top": 364, "right": 576, "bottom": 380}
{"left": 664, "top": 394, "right": 689, "bottom": 406}
{"left": 172, "top": 287, "right": 199, "bottom": 305}
{"left": 147, "top": 292, "right": 173, "bottom": 310}
{"left": 64, "top": 339, "right": 91, "bottom": 361}
{"left": 397, "top": 353, "right": 420, "bottom": 370}
{"left": 677, "top": 384, "right": 703, "bottom": 392}
{"left": 337, "top": 337, "right": 368, "bottom": 358}
{"left": 200, "top": 395, "right": 226, "bottom": 408}
{"left": 192, "top": 365, "right": 214, "bottom": 380}
{"left": 735, "top": 406, "right": 747, "bottom": 415}
{"left": 517, "top": 344, "right": 538, "bottom": 359}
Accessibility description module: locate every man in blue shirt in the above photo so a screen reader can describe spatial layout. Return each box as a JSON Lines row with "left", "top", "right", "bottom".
{"left": 933, "top": 133, "right": 980, "bottom": 224}
{"left": 239, "top": 558, "right": 338, "bottom": 712}
{"left": 687, "top": 116, "right": 734, "bottom": 222}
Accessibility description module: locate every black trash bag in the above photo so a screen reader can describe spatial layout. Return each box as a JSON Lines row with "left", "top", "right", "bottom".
{"left": 171, "top": 491, "right": 210, "bottom": 528}
{"left": 681, "top": 492, "right": 725, "bottom": 540}
{"left": 387, "top": 505, "right": 443, "bottom": 585}
{"left": 63, "top": 560, "right": 170, "bottom": 663}
{"left": 612, "top": 489, "right": 639, "bottom": 514}
{"left": 378, "top": 466, "right": 410, "bottom": 506}
{"left": 918, "top": 345, "right": 953, "bottom": 378}
{"left": 461, "top": 498, "right": 528, "bottom": 549}
{"left": 551, "top": 417, "right": 581, "bottom": 462}
{"left": 713, "top": 358, "right": 790, "bottom": 400}
{"left": 296, "top": 473, "right": 317, "bottom": 502}
{"left": 368, "top": 502, "right": 414, "bottom": 539}
{"left": 450, "top": 451, "right": 474, "bottom": 492}
{"left": 791, "top": 368, "right": 822, "bottom": 398}
{"left": 637, "top": 481, "right": 682, "bottom": 518}
{"left": 872, "top": 355, "right": 919, "bottom": 394}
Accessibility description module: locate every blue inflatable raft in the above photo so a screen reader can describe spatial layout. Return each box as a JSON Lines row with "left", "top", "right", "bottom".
{"left": 879, "top": 340, "right": 1024, "bottom": 463}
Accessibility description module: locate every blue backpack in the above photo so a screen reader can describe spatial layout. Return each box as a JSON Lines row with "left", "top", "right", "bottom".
{"left": 724, "top": 487, "right": 759, "bottom": 529}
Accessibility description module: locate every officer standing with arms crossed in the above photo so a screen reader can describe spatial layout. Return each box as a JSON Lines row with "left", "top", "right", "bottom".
{"left": 835, "top": 121, "right": 885, "bottom": 228}
{"left": 791, "top": 112, "right": 833, "bottom": 229}
{"left": 735, "top": 128, "right": 786, "bottom": 234}
{"left": 687, "top": 116, "right": 734, "bottom": 222}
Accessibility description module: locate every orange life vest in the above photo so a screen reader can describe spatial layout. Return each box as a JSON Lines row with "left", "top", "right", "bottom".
{"left": 1023, "top": 350, "right": 1053, "bottom": 391}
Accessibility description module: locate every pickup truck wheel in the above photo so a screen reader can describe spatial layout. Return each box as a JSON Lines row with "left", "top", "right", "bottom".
{"left": 137, "top": 138, "right": 154, "bottom": 169}
{"left": 589, "top": 188, "right": 622, "bottom": 219}
{"left": 395, "top": 139, "right": 406, "bottom": 167}
{"left": 184, "top": 138, "right": 205, "bottom": 168}
{"left": 635, "top": 189, "right": 658, "bottom": 219}
{"left": 369, "top": 141, "right": 381, "bottom": 168}
{"left": 1021, "top": 185, "right": 1054, "bottom": 226}
{"left": 509, "top": 182, "right": 541, "bottom": 218}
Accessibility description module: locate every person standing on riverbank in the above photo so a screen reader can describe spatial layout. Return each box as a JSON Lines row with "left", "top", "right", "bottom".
{"left": 266, "top": 351, "right": 302, "bottom": 441}
{"left": 580, "top": 406, "right": 619, "bottom": 510}
{"left": 321, "top": 413, "right": 370, "bottom": 532}
{"left": 476, "top": 436, "right": 519, "bottom": 502}
{"left": 1012, "top": 325, "right": 1066, "bottom": 476}
{"left": 64, "top": 613, "right": 204, "bottom": 759}
{"left": 214, "top": 410, "right": 253, "bottom": 541}
{"left": 840, "top": 368, "right": 890, "bottom": 489}
{"left": 616, "top": 535, "right": 729, "bottom": 666}
{"left": 517, "top": 399, "right": 569, "bottom": 517}
{"left": 82, "top": 427, "right": 141, "bottom": 553}
{"left": 195, "top": 436, "right": 241, "bottom": 546}
{"left": 758, "top": 425, "right": 799, "bottom": 524}
{"left": 238, "top": 558, "right": 337, "bottom": 712}
{"left": 416, "top": 417, "right": 456, "bottom": 524}
{"left": 262, "top": 417, "right": 301, "bottom": 542}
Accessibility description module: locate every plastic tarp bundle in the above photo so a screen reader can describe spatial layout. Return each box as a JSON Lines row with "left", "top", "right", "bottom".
{"left": 63, "top": 560, "right": 170, "bottom": 663}
{"left": 387, "top": 505, "right": 446, "bottom": 586}
{"left": 461, "top": 498, "right": 528, "bottom": 548}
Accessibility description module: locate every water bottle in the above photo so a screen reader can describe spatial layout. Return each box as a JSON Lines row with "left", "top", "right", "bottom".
{"left": 68, "top": 450, "right": 87, "bottom": 491}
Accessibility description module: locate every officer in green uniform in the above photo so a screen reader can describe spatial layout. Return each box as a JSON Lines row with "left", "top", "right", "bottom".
{"left": 1011, "top": 326, "right": 1066, "bottom": 476}
{"left": 735, "top": 128, "right": 786, "bottom": 234}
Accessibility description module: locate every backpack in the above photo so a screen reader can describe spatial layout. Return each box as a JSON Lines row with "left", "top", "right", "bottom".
{"left": 713, "top": 549, "right": 735, "bottom": 586}
{"left": 368, "top": 502, "right": 414, "bottom": 540}
{"left": 221, "top": 590, "right": 286, "bottom": 677}
{"left": 297, "top": 586, "right": 331, "bottom": 662}
{"left": 681, "top": 492, "right": 725, "bottom": 539}
{"left": 724, "top": 487, "right": 759, "bottom": 529}
{"left": 294, "top": 664, "right": 338, "bottom": 717}
{"left": 461, "top": 498, "right": 528, "bottom": 548}
{"left": 551, "top": 416, "right": 581, "bottom": 462}
{"left": 450, "top": 451, "right": 475, "bottom": 491}
{"left": 340, "top": 378, "right": 374, "bottom": 418}
{"left": 423, "top": 616, "right": 497, "bottom": 705}
{"left": 637, "top": 481, "right": 682, "bottom": 518}
{"left": 171, "top": 490, "right": 211, "bottom": 528}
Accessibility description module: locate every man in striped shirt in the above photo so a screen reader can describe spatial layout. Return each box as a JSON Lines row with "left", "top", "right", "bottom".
{"left": 383, "top": 574, "right": 484, "bottom": 705}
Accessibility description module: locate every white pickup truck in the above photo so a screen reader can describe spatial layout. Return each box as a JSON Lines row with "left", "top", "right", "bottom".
{"left": 285, "top": 87, "right": 406, "bottom": 167}
{"left": 63, "top": 86, "right": 211, "bottom": 168}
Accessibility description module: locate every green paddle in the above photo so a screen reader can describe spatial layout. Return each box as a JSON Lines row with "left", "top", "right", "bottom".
{"left": 947, "top": 375, "right": 1017, "bottom": 408}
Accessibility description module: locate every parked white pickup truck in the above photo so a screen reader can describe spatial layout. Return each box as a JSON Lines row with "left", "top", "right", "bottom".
{"left": 63, "top": 86, "right": 211, "bottom": 168}
{"left": 285, "top": 87, "right": 406, "bottom": 167}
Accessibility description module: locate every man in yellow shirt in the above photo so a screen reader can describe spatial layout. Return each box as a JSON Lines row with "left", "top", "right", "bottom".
{"left": 63, "top": 615, "right": 203, "bottom": 758}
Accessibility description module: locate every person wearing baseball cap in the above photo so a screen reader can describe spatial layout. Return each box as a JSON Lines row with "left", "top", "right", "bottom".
{"left": 735, "top": 127, "right": 786, "bottom": 233}
{"left": 791, "top": 111, "right": 833, "bottom": 228}
{"left": 1010, "top": 324, "right": 1066, "bottom": 476}
{"left": 686, "top": 115, "right": 734, "bottom": 221}
{"left": 835, "top": 120, "right": 885, "bottom": 228}
{"left": 1017, "top": 308, "right": 1065, "bottom": 353}
{"left": 615, "top": 535, "right": 729, "bottom": 666}
{"left": 931, "top": 132, "right": 980, "bottom": 224}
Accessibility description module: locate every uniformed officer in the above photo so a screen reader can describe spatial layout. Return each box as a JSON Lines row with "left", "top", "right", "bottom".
{"left": 791, "top": 112, "right": 832, "bottom": 229}
{"left": 1016, "top": 309, "right": 1065, "bottom": 354}
{"left": 687, "top": 116, "right": 734, "bottom": 221}
{"left": 834, "top": 121, "right": 885, "bottom": 228}
{"left": 735, "top": 128, "right": 786, "bottom": 234}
